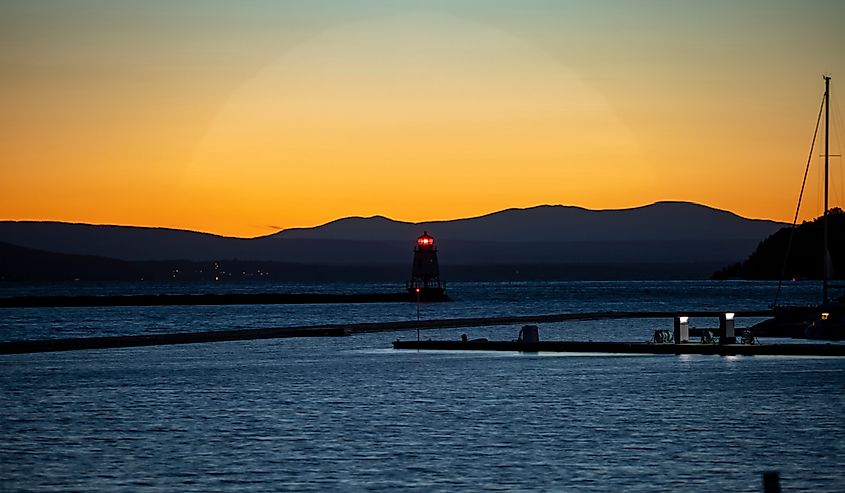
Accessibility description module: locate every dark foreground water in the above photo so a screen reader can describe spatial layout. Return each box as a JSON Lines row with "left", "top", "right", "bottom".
{"left": 1, "top": 281, "right": 844, "bottom": 491}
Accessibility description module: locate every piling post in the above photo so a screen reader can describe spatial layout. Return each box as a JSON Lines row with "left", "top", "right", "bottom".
{"left": 673, "top": 316, "right": 689, "bottom": 343}
{"left": 719, "top": 312, "right": 736, "bottom": 344}
{"left": 762, "top": 471, "right": 781, "bottom": 493}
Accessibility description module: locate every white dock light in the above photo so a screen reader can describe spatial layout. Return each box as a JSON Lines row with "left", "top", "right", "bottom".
{"left": 725, "top": 312, "right": 735, "bottom": 321}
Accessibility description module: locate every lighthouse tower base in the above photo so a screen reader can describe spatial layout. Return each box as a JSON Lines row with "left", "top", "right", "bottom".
{"left": 406, "top": 286, "right": 451, "bottom": 302}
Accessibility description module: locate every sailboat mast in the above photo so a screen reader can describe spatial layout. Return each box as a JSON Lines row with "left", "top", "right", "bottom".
{"left": 823, "top": 75, "right": 831, "bottom": 304}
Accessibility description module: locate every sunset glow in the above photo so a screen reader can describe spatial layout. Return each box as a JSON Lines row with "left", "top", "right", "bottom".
{"left": 2, "top": 1, "right": 844, "bottom": 237}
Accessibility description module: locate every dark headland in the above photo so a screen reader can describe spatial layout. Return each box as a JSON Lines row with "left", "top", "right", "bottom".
{"left": 713, "top": 208, "right": 844, "bottom": 280}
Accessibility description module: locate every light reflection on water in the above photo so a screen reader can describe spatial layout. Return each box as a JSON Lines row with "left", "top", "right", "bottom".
{"left": 1, "top": 281, "right": 843, "bottom": 491}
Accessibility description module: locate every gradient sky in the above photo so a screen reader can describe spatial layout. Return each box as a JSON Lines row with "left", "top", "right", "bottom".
{"left": 2, "top": 1, "right": 844, "bottom": 237}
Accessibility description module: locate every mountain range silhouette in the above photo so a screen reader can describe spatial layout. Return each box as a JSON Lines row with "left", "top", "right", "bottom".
{"left": 0, "top": 201, "right": 785, "bottom": 280}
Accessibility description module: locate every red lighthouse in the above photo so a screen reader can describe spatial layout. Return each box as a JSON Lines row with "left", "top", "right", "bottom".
{"left": 407, "top": 231, "right": 446, "bottom": 299}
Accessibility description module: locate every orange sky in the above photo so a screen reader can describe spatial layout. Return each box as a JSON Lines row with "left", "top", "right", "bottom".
{"left": 2, "top": 2, "right": 844, "bottom": 237}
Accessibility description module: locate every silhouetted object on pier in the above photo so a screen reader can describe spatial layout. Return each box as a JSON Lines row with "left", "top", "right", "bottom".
{"left": 407, "top": 232, "right": 447, "bottom": 300}
{"left": 518, "top": 325, "right": 539, "bottom": 343}
{"left": 762, "top": 471, "right": 781, "bottom": 493}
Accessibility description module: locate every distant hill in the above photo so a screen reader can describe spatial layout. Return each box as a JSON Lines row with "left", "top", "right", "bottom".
{"left": 713, "top": 208, "right": 845, "bottom": 280}
{"left": 0, "top": 202, "right": 785, "bottom": 279}
{"left": 273, "top": 201, "right": 781, "bottom": 243}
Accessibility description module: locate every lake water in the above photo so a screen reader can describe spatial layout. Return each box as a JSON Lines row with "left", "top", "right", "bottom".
{"left": 1, "top": 281, "right": 844, "bottom": 491}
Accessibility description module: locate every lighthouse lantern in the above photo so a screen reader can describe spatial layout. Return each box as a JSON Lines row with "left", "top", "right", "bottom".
{"left": 417, "top": 233, "right": 434, "bottom": 247}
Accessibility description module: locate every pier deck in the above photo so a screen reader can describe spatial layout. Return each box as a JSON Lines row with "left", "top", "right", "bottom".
{"left": 1, "top": 310, "right": 773, "bottom": 355}
{"left": 392, "top": 339, "right": 845, "bottom": 357}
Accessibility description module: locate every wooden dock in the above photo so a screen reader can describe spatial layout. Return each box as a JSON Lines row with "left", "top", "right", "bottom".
{"left": 392, "top": 339, "right": 845, "bottom": 357}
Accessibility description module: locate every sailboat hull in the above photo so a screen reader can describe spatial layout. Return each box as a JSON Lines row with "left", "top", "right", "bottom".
{"left": 803, "top": 303, "right": 845, "bottom": 340}
{"left": 753, "top": 303, "right": 845, "bottom": 340}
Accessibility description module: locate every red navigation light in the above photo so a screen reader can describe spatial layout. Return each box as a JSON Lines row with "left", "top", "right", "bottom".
{"left": 415, "top": 288, "right": 421, "bottom": 293}
{"left": 417, "top": 232, "right": 434, "bottom": 247}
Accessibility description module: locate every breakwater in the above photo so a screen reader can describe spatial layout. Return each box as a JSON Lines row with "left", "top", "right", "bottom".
{"left": 0, "top": 291, "right": 451, "bottom": 308}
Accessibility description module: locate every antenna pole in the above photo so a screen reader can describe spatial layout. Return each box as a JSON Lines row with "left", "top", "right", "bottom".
{"left": 823, "top": 75, "right": 831, "bottom": 304}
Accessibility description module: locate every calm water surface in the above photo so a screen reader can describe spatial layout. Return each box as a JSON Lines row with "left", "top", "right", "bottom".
{"left": 1, "top": 281, "right": 844, "bottom": 491}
